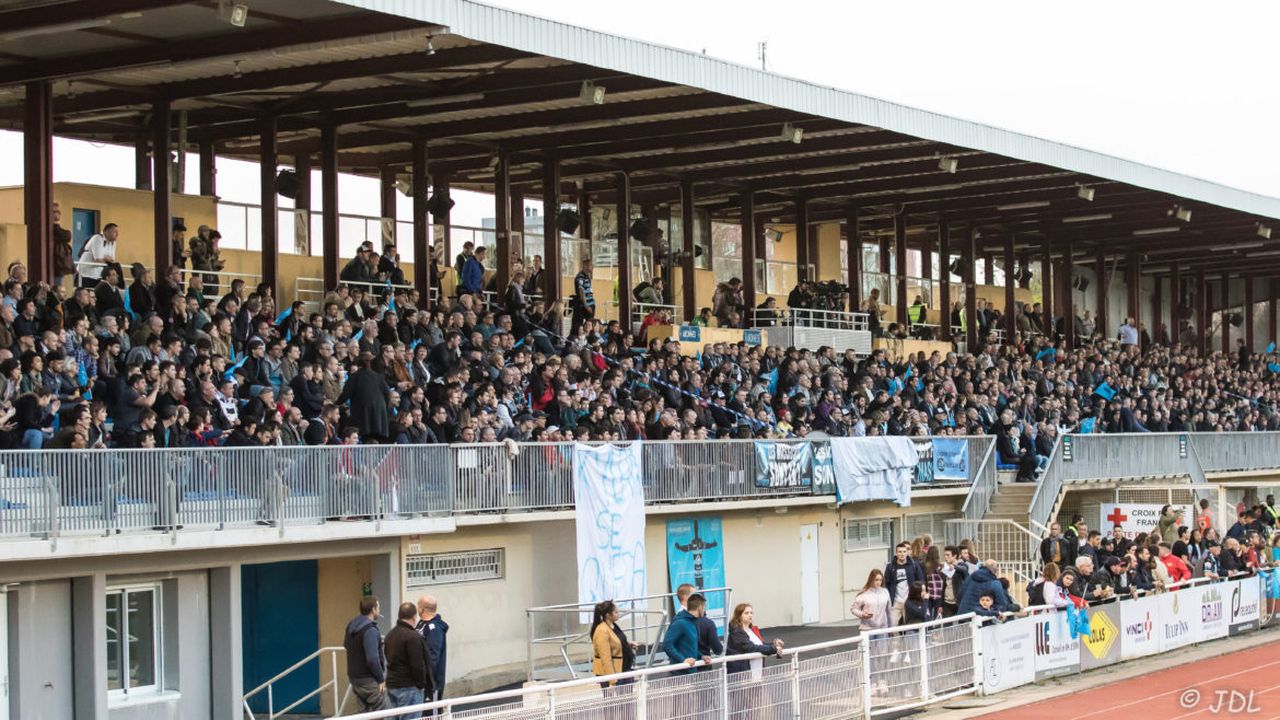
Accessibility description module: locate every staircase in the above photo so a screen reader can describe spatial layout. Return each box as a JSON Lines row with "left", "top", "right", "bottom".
{"left": 946, "top": 477, "right": 1041, "bottom": 605}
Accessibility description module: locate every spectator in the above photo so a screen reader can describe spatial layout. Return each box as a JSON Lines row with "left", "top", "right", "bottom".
{"left": 850, "top": 569, "right": 892, "bottom": 630}
{"left": 415, "top": 595, "right": 448, "bottom": 707}
{"left": 712, "top": 278, "right": 743, "bottom": 327}
{"left": 634, "top": 277, "right": 664, "bottom": 306}
{"left": 903, "top": 582, "right": 932, "bottom": 623}
{"left": 1040, "top": 522, "right": 1075, "bottom": 568}
{"left": 385, "top": 601, "right": 433, "bottom": 715}
{"left": 344, "top": 596, "right": 387, "bottom": 712}
{"left": 690, "top": 592, "right": 724, "bottom": 670}
{"left": 957, "top": 560, "right": 1013, "bottom": 614}
{"left": 76, "top": 223, "right": 119, "bottom": 288}
{"left": 570, "top": 258, "right": 595, "bottom": 335}
{"left": 1158, "top": 542, "right": 1192, "bottom": 585}
{"left": 885, "top": 542, "right": 924, "bottom": 624}
{"left": 590, "top": 600, "right": 630, "bottom": 687}
{"left": 725, "top": 602, "right": 782, "bottom": 675}
{"left": 663, "top": 593, "right": 708, "bottom": 673}
{"left": 938, "top": 546, "right": 969, "bottom": 617}
{"left": 459, "top": 246, "right": 486, "bottom": 297}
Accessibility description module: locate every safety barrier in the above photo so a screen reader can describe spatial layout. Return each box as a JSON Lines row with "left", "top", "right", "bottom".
{"left": 336, "top": 572, "right": 1277, "bottom": 720}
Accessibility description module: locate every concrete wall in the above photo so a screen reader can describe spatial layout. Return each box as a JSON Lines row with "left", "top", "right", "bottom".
{"left": 8, "top": 580, "right": 75, "bottom": 720}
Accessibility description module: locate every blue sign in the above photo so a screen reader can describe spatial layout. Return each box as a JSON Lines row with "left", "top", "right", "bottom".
{"left": 667, "top": 517, "right": 727, "bottom": 633}
{"left": 931, "top": 438, "right": 970, "bottom": 481}
{"left": 754, "top": 441, "right": 813, "bottom": 488}
{"left": 743, "top": 329, "right": 762, "bottom": 345}
{"left": 678, "top": 325, "right": 701, "bottom": 343}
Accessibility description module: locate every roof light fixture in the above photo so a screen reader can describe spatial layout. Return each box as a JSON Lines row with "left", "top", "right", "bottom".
{"left": 780, "top": 123, "right": 803, "bottom": 144}
{"left": 217, "top": 1, "right": 249, "bottom": 27}
{"left": 995, "top": 201, "right": 1050, "bottom": 211}
{"left": 2, "top": 18, "right": 112, "bottom": 40}
{"left": 938, "top": 157, "right": 958, "bottom": 174}
{"left": 1061, "top": 213, "right": 1113, "bottom": 223}
{"left": 1132, "top": 226, "right": 1181, "bottom": 236}
{"left": 1077, "top": 185, "right": 1095, "bottom": 202}
{"left": 1170, "top": 204, "right": 1192, "bottom": 222}
{"left": 1257, "top": 223, "right": 1272, "bottom": 240}
{"left": 579, "top": 80, "right": 606, "bottom": 105}
{"left": 425, "top": 37, "right": 435, "bottom": 55}
{"left": 406, "top": 93, "right": 484, "bottom": 108}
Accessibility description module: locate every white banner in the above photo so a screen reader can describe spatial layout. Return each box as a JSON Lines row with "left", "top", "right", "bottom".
{"left": 1098, "top": 503, "right": 1194, "bottom": 540}
{"left": 1196, "top": 583, "right": 1229, "bottom": 642}
{"left": 1157, "top": 586, "right": 1197, "bottom": 651}
{"left": 1230, "top": 575, "right": 1262, "bottom": 635}
{"left": 981, "top": 616, "right": 1037, "bottom": 694}
{"left": 1119, "top": 594, "right": 1160, "bottom": 659}
{"left": 831, "top": 437, "right": 919, "bottom": 507}
{"left": 1032, "top": 611, "right": 1079, "bottom": 679}
{"left": 573, "top": 443, "right": 647, "bottom": 621}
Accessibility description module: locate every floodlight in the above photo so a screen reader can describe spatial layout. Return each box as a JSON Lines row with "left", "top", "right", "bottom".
{"left": 579, "top": 81, "right": 606, "bottom": 105}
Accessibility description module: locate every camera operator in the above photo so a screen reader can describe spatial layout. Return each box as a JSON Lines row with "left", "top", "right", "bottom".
{"left": 787, "top": 280, "right": 813, "bottom": 311}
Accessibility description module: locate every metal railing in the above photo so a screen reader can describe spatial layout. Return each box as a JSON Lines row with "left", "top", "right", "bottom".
{"left": 957, "top": 437, "right": 998, "bottom": 525}
{"left": 75, "top": 261, "right": 262, "bottom": 295}
{"left": 751, "top": 307, "right": 870, "bottom": 331}
{"left": 632, "top": 302, "right": 682, "bottom": 330}
{"left": 296, "top": 276, "right": 417, "bottom": 313}
{"left": 1187, "top": 432, "right": 1280, "bottom": 472}
{"left": 243, "top": 646, "right": 350, "bottom": 720}
{"left": 1025, "top": 437, "right": 1065, "bottom": 558}
{"left": 337, "top": 613, "right": 979, "bottom": 720}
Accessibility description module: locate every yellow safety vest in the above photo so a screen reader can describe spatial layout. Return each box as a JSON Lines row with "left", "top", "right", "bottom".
{"left": 908, "top": 303, "right": 926, "bottom": 324}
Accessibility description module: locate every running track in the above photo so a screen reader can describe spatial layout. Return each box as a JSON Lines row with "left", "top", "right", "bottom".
{"left": 978, "top": 641, "right": 1280, "bottom": 719}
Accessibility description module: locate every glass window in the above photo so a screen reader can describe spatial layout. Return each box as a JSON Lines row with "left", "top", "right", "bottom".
{"left": 106, "top": 586, "right": 160, "bottom": 697}
{"left": 711, "top": 222, "right": 743, "bottom": 285}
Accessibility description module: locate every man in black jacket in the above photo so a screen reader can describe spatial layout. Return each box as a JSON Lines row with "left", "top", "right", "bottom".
{"left": 344, "top": 596, "right": 386, "bottom": 712}
{"left": 386, "top": 601, "right": 434, "bottom": 713}
{"left": 1039, "top": 523, "right": 1076, "bottom": 568}
{"left": 885, "top": 542, "right": 925, "bottom": 624}
{"left": 689, "top": 593, "right": 723, "bottom": 671}
{"left": 940, "top": 546, "right": 969, "bottom": 617}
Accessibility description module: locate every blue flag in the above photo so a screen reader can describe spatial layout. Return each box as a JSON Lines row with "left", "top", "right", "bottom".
{"left": 223, "top": 355, "right": 249, "bottom": 381}
{"left": 1080, "top": 417, "right": 1097, "bottom": 434}
{"left": 1036, "top": 347, "right": 1057, "bottom": 362}
{"left": 387, "top": 291, "right": 397, "bottom": 313}
{"left": 1094, "top": 382, "right": 1116, "bottom": 400}
{"left": 409, "top": 339, "right": 421, "bottom": 350}
{"left": 274, "top": 307, "right": 293, "bottom": 326}
{"left": 903, "top": 364, "right": 913, "bottom": 380}
{"left": 1066, "top": 604, "right": 1091, "bottom": 639}
{"left": 1266, "top": 569, "right": 1280, "bottom": 600}
{"left": 1269, "top": 363, "right": 1280, "bottom": 374}
{"left": 352, "top": 329, "right": 364, "bottom": 343}
{"left": 1268, "top": 341, "right": 1276, "bottom": 354}
{"left": 766, "top": 368, "right": 778, "bottom": 396}
{"left": 123, "top": 287, "right": 136, "bottom": 321}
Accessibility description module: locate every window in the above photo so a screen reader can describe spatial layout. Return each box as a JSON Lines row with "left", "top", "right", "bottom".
{"left": 711, "top": 221, "right": 743, "bottom": 284}
{"left": 902, "top": 513, "right": 957, "bottom": 541}
{"left": 406, "top": 549, "right": 504, "bottom": 587}
{"left": 106, "top": 585, "right": 160, "bottom": 697}
{"left": 843, "top": 519, "right": 893, "bottom": 553}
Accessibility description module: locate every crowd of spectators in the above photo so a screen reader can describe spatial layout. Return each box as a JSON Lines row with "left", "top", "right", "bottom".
{"left": 6, "top": 227, "right": 1280, "bottom": 456}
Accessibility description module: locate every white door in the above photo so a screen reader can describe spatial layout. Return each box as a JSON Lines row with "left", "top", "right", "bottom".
{"left": 800, "top": 524, "right": 821, "bottom": 624}
{"left": 0, "top": 592, "right": 8, "bottom": 720}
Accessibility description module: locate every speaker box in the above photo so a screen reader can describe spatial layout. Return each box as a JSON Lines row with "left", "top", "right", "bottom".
{"left": 275, "top": 169, "right": 299, "bottom": 200}
{"left": 556, "top": 208, "right": 581, "bottom": 235}
{"left": 1230, "top": 313, "right": 1244, "bottom": 327}
{"left": 427, "top": 192, "right": 455, "bottom": 217}
{"left": 1072, "top": 276, "right": 1089, "bottom": 292}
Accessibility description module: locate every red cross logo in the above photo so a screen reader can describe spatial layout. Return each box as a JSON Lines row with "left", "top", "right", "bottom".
{"left": 1106, "top": 508, "right": 1128, "bottom": 526}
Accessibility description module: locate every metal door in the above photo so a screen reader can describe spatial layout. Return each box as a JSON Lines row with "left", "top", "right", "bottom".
{"left": 800, "top": 524, "right": 820, "bottom": 624}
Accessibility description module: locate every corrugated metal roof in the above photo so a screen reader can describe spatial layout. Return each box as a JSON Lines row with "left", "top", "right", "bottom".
{"left": 332, "top": 0, "right": 1280, "bottom": 220}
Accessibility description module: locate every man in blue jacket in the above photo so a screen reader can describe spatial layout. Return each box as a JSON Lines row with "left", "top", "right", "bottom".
{"left": 663, "top": 594, "right": 709, "bottom": 674}
{"left": 460, "top": 245, "right": 487, "bottom": 297}
{"left": 416, "top": 595, "right": 449, "bottom": 707}
{"left": 344, "top": 596, "right": 387, "bottom": 712}
{"left": 885, "top": 542, "right": 924, "bottom": 624}
{"left": 957, "top": 560, "right": 1014, "bottom": 614}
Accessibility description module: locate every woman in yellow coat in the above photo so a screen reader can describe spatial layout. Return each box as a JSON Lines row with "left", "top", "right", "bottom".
{"left": 591, "top": 600, "right": 633, "bottom": 687}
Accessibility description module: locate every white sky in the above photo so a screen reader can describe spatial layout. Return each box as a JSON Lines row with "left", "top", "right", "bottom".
{"left": 1, "top": 0, "right": 1277, "bottom": 228}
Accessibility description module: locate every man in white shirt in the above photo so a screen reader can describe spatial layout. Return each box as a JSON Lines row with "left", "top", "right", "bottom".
{"left": 1118, "top": 317, "right": 1139, "bottom": 348}
{"left": 77, "top": 223, "right": 119, "bottom": 287}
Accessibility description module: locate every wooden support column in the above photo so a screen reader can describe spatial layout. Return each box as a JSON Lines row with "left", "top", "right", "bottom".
{"left": 199, "top": 140, "right": 216, "bottom": 197}
{"left": 411, "top": 139, "right": 429, "bottom": 309}
{"left": 938, "top": 219, "right": 951, "bottom": 342}
{"left": 1245, "top": 275, "right": 1255, "bottom": 352}
{"left": 680, "top": 179, "right": 696, "bottom": 319}
{"left": 1151, "top": 276, "right": 1163, "bottom": 344}
{"left": 577, "top": 186, "right": 592, "bottom": 245}
{"left": 1171, "top": 265, "right": 1182, "bottom": 345}
{"left": 1061, "top": 240, "right": 1075, "bottom": 351}
{"left": 615, "top": 172, "right": 632, "bottom": 328}
{"left": 379, "top": 165, "right": 398, "bottom": 251}
{"left": 740, "top": 190, "right": 756, "bottom": 325}
{"left": 1270, "top": 291, "right": 1277, "bottom": 349}
{"left": 431, "top": 173, "right": 452, "bottom": 278}
{"left": 1003, "top": 232, "right": 1016, "bottom": 341}
{"left": 293, "top": 153, "right": 311, "bottom": 256}
{"left": 1127, "top": 250, "right": 1141, "bottom": 325}
{"left": 965, "top": 225, "right": 978, "bottom": 349}
{"left": 134, "top": 132, "right": 151, "bottom": 191}
{"left": 509, "top": 187, "right": 524, "bottom": 268}
{"left": 1222, "top": 274, "right": 1232, "bottom": 355}
{"left": 257, "top": 114, "right": 277, "bottom": 295}
{"left": 152, "top": 99, "right": 173, "bottom": 271}
{"left": 23, "top": 81, "right": 53, "bottom": 284}
{"left": 983, "top": 254, "right": 994, "bottom": 286}
{"left": 846, "top": 205, "right": 862, "bottom": 314}
{"left": 1041, "top": 236, "right": 1053, "bottom": 339}
{"left": 1197, "top": 271, "right": 1208, "bottom": 355}
{"left": 879, "top": 236, "right": 891, "bottom": 274}
{"left": 320, "top": 126, "right": 339, "bottom": 291}
{"left": 493, "top": 151, "right": 511, "bottom": 291}
{"left": 543, "top": 159, "right": 563, "bottom": 304}
{"left": 894, "top": 213, "right": 908, "bottom": 327}
{"left": 794, "top": 193, "right": 810, "bottom": 282}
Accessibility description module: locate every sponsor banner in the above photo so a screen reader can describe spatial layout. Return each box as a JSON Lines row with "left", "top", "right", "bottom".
{"left": 1157, "top": 586, "right": 1197, "bottom": 652}
{"left": 742, "top": 329, "right": 762, "bottom": 345}
{"left": 1079, "top": 603, "right": 1122, "bottom": 670}
{"left": 667, "top": 517, "right": 727, "bottom": 633}
{"left": 1119, "top": 594, "right": 1160, "bottom": 660}
{"left": 913, "top": 439, "right": 935, "bottom": 484}
{"left": 980, "top": 616, "right": 1037, "bottom": 694}
{"left": 1198, "top": 583, "right": 1229, "bottom": 642}
{"left": 1229, "top": 575, "right": 1262, "bottom": 635}
{"left": 678, "top": 325, "right": 701, "bottom": 343}
{"left": 754, "top": 441, "right": 813, "bottom": 488}
{"left": 1098, "top": 503, "right": 1194, "bottom": 540}
{"left": 931, "top": 437, "right": 970, "bottom": 481}
{"left": 1033, "top": 610, "right": 1080, "bottom": 680}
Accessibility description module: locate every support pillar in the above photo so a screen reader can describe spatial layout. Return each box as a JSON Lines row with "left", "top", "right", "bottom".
{"left": 320, "top": 126, "right": 339, "bottom": 291}
{"left": 1270, "top": 293, "right": 1277, "bottom": 350}
{"left": 983, "top": 254, "right": 994, "bottom": 286}
{"left": 379, "top": 166, "right": 398, "bottom": 251}
{"left": 846, "top": 205, "right": 862, "bottom": 315}
{"left": 1041, "top": 236, "right": 1053, "bottom": 339}
{"left": 938, "top": 219, "right": 951, "bottom": 341}
{"left": 1197, "top": 271, "right": 1208, "bottom": 355}
{"left": 493, "top": 151, "right": 511, "bottom": 291}
{"left": 1003, "top": 232, "right": 1016, "bottom": 341}
{"left": 895, "top": 213, "right": 908, "bottom": 328}
{"left": 965, "top": 225, "right": 978, "bottom": 349}
{"left": 23, "top": 81, "right": 53, "bottom": 283}
{"left": 431, "top": 174, "right": 452, "bottom": 306}
{"left": 293, "top": 153, "right": 311, "bottom": 256}
{"left": 879, "top": 236, "right": 891, "bottom": 274}
{"left": 794, "top": 193, "right": 810, "bottom": 283}
{"left": 615, "top": 172, "right": 632, "bottom": 328}
{"left": 1245, "top": 275, "right": 1254, "bottom": 352}
{"left": 577, "top": 186, "right": 592, "bottom": 245}
{"left": 1151, "top": 276, "right": 1162, "bottom": 344}
{"left": 1171, "top": 265, "right": 1182, "bottom": 345}
{"left": 1061, "top": 240, "right": 1075, "bottom": 351}
{"left": 258, "top": 115, "right": 278, "bottom": 295}
{"left": 210, "top": 565, "right": 243, "bottom": 720}
{"left": 1222, "top": 274, "right": 1232, "bottom": 355}
{"left": 1095, "top": 253, "right": 1108, "bottom": 338}
{"left": 134, "top": 132, "right": 151, "bottom": 191}
{"left": 411, "top": 139, "right": 429, "bottom": 308}
{"left": 543, "top": 159, "right": 563, "bottom": 304}
{"left": 152, "top": 99, "right": 173, "bottom": 271}
{"left": 71, "top": 574, "right": 108, "bottom": 719}
{"left": 680, "top": 179, "right": 696, "bottom": 319}
{"left": 1127, "top": 249, "right": 1141, "bottom": 325}
{"left": 199, "top": 140, "right": 216, "bottom": 197}
{"left": 370, "top": 550, "right": 403, "bottom": 635}
{"left": 509, "top": 187, "right": 524, "bottom": 270}
{"left": 740, "top": 191, "right": 756, "bottom": 325}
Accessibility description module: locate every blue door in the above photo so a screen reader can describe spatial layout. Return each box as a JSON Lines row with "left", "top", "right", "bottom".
{"left": 242, "top": 560, "right": 319, "bottom": 714}
{"left": 70, "top": 208, "right": 97, "bottom": 264}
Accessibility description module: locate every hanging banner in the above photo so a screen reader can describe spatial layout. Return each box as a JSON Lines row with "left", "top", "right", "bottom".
{"left": 1119, "top": 593, "right": 1160, "bottom": 659}
{"left": 1230, "top": 575, "right": 1262, "bottom": 635}
{"left": 980, "top": 615, "right": 1037, "bottom": 694}
{"left": 1098, "top": 503, "right": 1195, "bottom": 540}
{"left": 754, "top": 441, "right": 813, "bottom": 488}
{"left": 812, "top": 440, "right": 835, "bottom": 490}
{"left": 1032, "top": 610, "right": 1080, "bottom": 680}
{"left": 1079, "top": 603, "right": 1121, "bottom": 670}
{"left": 1157, "top": 586, "right": 1197, "bottom": 652}
{"left": 931, "top": 437, "right": 970, "bottom": 481}
{"left": 574, "top": 443, "right": 647, "bottom": 621}
{"left": 667, "top": 516, "right": 727, "bottom": 633}
{"left": 831, "top": 437, "right": 918, "bottom": 507}
{"left": 1197, "top": 582, "right": 1229, "bottom": 642}
{"left": 913, "top": 439, "right": 935, "bottom": 484}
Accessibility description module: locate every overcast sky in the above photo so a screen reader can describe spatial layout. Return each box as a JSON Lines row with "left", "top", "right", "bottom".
{"left": 2, "top": 0, "right": 1276, "bottom": 230}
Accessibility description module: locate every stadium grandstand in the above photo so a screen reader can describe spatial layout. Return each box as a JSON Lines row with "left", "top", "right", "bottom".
{"left": 0, "top": 1, "right": 1278, "bottom": 718}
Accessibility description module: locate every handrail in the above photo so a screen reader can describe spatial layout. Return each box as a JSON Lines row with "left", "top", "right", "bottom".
{"left": 243, "top": 646, "right": 347, "bottom": 720}
{"left": 958, "top": 437, "right": 998, "bottom": 520}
